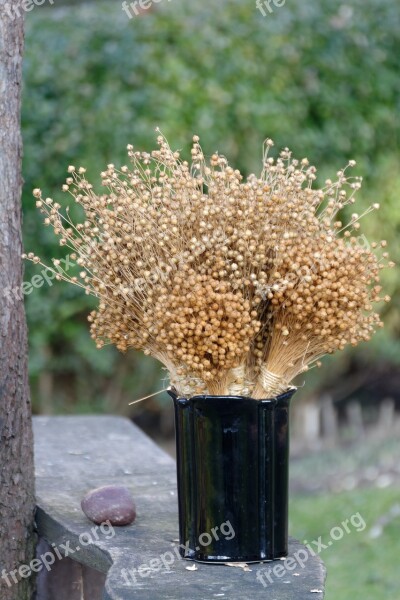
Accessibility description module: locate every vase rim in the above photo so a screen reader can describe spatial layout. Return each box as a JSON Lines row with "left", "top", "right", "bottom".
{"left": 168, "top": 386, "right": 296, "bottom": 404}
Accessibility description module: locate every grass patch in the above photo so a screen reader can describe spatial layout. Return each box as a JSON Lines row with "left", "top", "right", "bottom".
{"left": 289, "top": 486, "right": 400, "bottom": 599}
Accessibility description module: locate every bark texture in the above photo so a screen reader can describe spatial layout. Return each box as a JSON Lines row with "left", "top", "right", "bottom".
{"left": 0, "top": 4, "right": 36, "bottom": 599}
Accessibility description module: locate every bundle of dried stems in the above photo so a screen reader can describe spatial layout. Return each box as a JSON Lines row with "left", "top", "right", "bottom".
{"left": 25, "top": 133, "right": 393, "bottom": 398}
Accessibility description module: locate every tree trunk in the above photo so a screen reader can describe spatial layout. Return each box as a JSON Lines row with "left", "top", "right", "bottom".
{"left": 0, "top": 5, "right": 36, "bottom": 599}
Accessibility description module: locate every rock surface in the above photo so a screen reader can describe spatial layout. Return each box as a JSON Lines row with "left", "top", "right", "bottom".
{"left": 34, "top": 415, "right": 326, "bottom": 600}
{"left": 81, "top": 484, "right": 136, "bottom": 526}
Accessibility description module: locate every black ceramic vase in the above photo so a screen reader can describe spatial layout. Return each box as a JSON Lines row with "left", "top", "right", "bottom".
{"left": 169, "top": 388, "right": 295, "bottom": 563}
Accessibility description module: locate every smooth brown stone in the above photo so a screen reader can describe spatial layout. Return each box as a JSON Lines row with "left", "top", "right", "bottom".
{"left": 81, "top": 485, "right": 136, "bottom": 526}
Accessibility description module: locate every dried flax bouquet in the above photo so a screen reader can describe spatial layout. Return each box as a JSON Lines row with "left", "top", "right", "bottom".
{"left": 26, "top": 134, "right": 393, "bottom": 399}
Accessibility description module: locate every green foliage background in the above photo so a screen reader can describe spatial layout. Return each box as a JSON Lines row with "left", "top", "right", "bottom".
{"left": 22, "top": 0, "right": 400, "bottom": 416}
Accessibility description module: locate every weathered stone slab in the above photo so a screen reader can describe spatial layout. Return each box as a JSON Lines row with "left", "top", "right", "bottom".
{"left": 33, "top": 416, "right": 326, "bottom": 599}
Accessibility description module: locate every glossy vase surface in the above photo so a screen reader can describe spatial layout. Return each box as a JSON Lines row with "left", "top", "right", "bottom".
{"left": 169, "top": 388, "right": 295, "bottom": 563}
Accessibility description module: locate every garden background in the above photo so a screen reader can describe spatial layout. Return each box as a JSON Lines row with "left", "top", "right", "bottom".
{"left": 22, "top": 1, "right": 400, "bottom": 598}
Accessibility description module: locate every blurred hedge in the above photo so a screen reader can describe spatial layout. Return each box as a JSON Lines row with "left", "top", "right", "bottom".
{"left": 22, "top": 0, "right": 400, "bottom": 415}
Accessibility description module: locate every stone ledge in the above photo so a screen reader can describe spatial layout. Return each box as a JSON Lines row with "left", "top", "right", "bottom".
{"left": 33, "top": 416, "right": 326, "bottom": 599}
